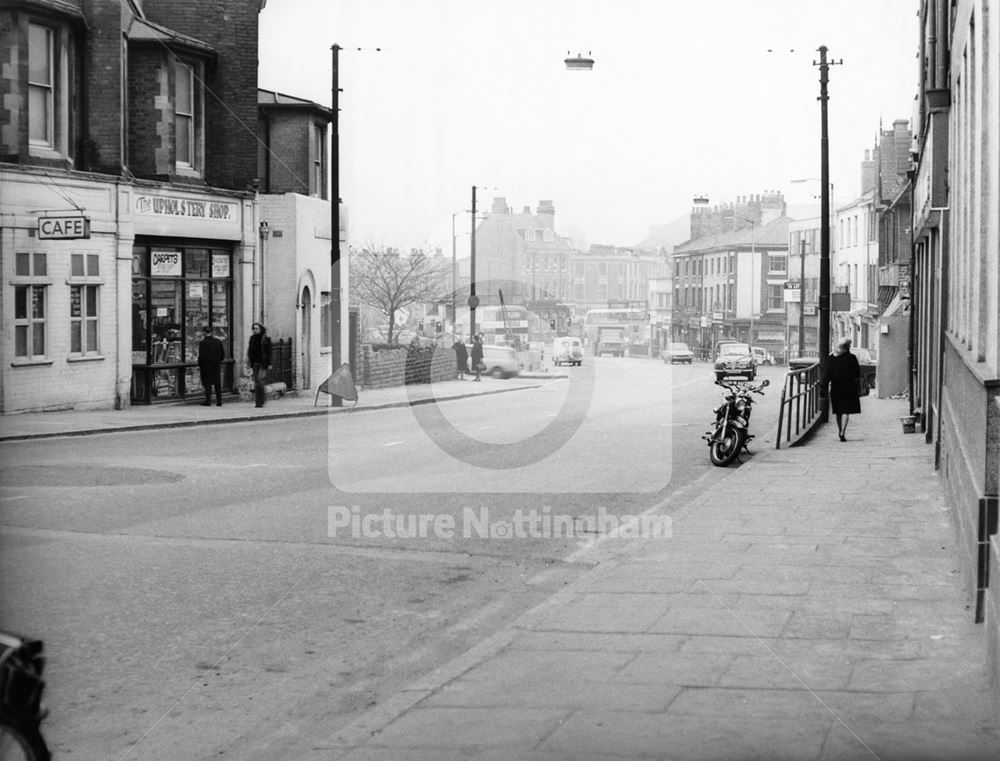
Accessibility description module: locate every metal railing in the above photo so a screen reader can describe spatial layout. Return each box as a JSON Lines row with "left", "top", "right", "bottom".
{"left": 775, "top": 362, "right": 824, "bottom": 448}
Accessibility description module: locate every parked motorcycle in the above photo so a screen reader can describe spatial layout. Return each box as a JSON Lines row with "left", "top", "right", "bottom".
{"left": 0, "top": 631, "right": 50, "bottom": 761}
{"left": 703, "top": 378, "right": 769, "bottom": 466}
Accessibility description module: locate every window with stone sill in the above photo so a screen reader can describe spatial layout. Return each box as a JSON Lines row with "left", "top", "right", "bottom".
{"left": 27, "top": 19, "right": 75, "bottom": 162}
{"left": 68, "top": 254, "right": 101, "bottom": 356}
{"left": 14, "top": 253, "right": 49, "bottom": 360}
{"left": 173, "top": 57, "right": 205, "bottom": 174}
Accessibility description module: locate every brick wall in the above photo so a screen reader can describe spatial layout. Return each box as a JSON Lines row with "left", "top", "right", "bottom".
{"left": 0, "top": 12, "right": 20, "bottom": 158}
{"left": 145, "top": 0, "right": 260, "bottom": 189}
{"left": 85, "top": 0, "right": 124, "bottom": 173}
{"left": 127, "top": 48, "right": 169, "bottom": 178}
{"left": 361, "top": 345, "right": 454, "bottom": 389}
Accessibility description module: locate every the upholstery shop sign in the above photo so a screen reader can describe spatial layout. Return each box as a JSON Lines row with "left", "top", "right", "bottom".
{"left": 135, "top": 193, "right": 237, "bottom": 221}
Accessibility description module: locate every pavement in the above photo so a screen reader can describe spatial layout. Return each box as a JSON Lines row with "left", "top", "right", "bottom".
{"left": 4, "top": 378, "right": 999, "bottom": 759}
{"left": 0, "top": 372, "right": 561, "bottom": 441}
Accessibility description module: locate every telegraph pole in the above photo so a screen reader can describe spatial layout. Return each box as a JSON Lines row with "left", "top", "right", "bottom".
{"left": 815, "top": 44, "right": 841, "bottom": 421}
{"left": 330, "top": 44, "right": 343, "bottom": 406}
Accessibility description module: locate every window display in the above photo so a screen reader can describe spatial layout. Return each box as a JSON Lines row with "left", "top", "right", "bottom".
{"left": 131, "top": 242, "right": 233, "bottom": 403}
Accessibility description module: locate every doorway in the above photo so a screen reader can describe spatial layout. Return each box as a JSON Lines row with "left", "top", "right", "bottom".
{"left": 300, "top": 286, "right": 312, "bottom": 389}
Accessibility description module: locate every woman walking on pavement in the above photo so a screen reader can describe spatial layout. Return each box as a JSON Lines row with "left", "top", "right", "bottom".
{"left": 246, "top": 322, "right": 272, "bottom": 408}
{"left": 823, "top": 336, "right": 862, "bottom": 441}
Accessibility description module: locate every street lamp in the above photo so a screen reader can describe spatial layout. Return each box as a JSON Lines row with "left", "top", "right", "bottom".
{"left": 564, "top": 51, "right": 594, "bottom": 71}
{"left": 790, "top": 177, "right": 835, "bottom": 203}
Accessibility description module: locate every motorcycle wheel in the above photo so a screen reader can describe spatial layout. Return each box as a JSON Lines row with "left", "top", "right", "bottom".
{"left": 709, "top": 424, "right": 745, "bottom": 467}
{"left": 0, "top": 721, "right": 50, "bottom": 761}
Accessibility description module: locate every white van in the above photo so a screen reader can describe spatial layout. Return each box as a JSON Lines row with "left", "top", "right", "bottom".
{"left": 551, "top": 337, "right": 583, "bottom": 366}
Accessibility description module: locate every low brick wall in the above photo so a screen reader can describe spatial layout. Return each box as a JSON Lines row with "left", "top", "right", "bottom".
{"left": 361, "top": 344, "right": 455, "bottom": 389}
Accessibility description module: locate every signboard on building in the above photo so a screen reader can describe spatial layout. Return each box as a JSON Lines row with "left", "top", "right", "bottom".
{"left": 211, "top": 254, "right": 230, "bottom": 278}
{"left": 38, "top": 214, "right": 90, "bottom": 239}
{"left": 151, "top": 250, "right": 182, "bottom": 277}
{"left": 783, "top": 281, "right": 801, "bottom": 303}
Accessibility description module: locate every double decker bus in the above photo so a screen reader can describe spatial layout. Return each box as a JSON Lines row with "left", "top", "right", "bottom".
{"left": 478, "top": 304, "right": 530, "bottom": 347}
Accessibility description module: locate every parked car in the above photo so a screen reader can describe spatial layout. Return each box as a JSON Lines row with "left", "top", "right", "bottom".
{"left": 751, "top": 346, "right": 775, "bottom": 365}
{"left": 661, "top": 342, "right": 695, "bottom": 364}
{"left": 714, "top": 342, "right": 756, "bottom": 382}
{"left": 551, "top": 336, "right": 583, "bottom": 366}
{"left": 787, "top": 352, "right": 820, "bottom": 372}
{"left": 470, "top": 344, "right": 520, "bottom": 379}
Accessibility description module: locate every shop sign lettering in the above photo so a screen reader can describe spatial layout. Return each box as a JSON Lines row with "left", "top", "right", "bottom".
{"left": 135, "top": 194, "right": 236, "bottom": 221}
{"left": 38, "top": 215, "right": 90, "bottom": 239}
{"left": 151, "top": 250, "right": 182, "bottom": 277}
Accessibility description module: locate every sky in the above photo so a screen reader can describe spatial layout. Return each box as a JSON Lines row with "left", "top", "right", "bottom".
{"left": 258, "top": 0, "right": 919, "bottom": 254}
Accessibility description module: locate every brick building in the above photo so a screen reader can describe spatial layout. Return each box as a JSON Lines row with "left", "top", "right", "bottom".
{"left": 0, "top": 0, "right": 276, "bottom": 411}
{"left": 256, "top": 88, "right": 346, "bottom": 393}
{"left": 910, "top": 0, "right": 1000, "bottom": 687}
{"left": 671, "top": 193, "right": 791, "bottom": 359}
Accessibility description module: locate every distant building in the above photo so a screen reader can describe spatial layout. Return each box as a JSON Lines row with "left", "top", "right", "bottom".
{"left": 873, "top": 119, "right": 913, "bottom": 399}
{"left": 672, "top": 194, "right": 791, "bottom": 358}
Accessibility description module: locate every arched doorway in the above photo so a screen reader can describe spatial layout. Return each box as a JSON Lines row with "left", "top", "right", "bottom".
{"left": 300, "top": 286, "right": 312, "bottom": 389}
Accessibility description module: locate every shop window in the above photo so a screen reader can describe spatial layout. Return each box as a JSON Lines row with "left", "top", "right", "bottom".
{"left": 69, "top": 253, "right": 101, "bottom": 355}
{"left": 14, "top": 253, "right": 49, "bottom": 360}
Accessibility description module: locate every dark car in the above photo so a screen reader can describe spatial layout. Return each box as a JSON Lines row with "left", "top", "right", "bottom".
{"left": 661, "top": 342, "right": 695, "bottom": 364}
{"left": 713, "top": 342, "right": 756, "bottom": 382}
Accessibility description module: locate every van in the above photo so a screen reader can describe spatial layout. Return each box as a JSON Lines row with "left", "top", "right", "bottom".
{"left": 470, "top": 344, "right": 520, "bottom": 378}
{"left": 551, "top": 336, "right": 583, "bottom": 366}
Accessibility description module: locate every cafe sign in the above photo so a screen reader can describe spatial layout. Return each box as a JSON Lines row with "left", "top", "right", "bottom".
{"left": 38, "top": 214, "right": 90, "bottom": 240}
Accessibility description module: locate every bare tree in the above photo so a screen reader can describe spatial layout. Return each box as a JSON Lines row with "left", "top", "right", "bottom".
{"left": 349, "top": 243, "right": 450, "bottom": 344}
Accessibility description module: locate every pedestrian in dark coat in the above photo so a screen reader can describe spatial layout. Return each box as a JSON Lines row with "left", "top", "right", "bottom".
{"left": 470, "top": 334, "right": 484, "bottom": 382}
{"left": 197, "top": 326, "right": 225, "bottom": 406}
{"left": 246, "top": 322, "right": 272, "bottom": 408}
{"left": 453, "top": 339, "right": 469, "bottom": 380}
{"left": 823, "top": 336, "right": 861, "bottom": 441}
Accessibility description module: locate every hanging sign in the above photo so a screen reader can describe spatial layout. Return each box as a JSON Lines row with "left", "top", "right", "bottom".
{"left": 38, "top": 215, "right": 90, "bottom": 239}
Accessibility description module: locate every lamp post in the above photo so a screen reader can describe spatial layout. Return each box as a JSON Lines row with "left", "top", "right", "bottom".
{"left": 798, "top": 237, "right": 806, "bottom": 354}
{"left": 469, "top": 185, "right": 479, "bottom": 342}
{"left": 450, "top": 210, "right": 471, "bottom": 328}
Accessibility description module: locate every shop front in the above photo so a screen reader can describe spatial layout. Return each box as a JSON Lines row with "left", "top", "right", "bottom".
{"left": 130, "top": 243, "right": 236, "bottom": 402}
{"left": 125, "top": 187, "right": 253, "bottom": 404}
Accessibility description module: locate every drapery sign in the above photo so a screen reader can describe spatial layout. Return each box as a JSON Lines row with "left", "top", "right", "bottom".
{"left": 151, "top": 250, "right": 181, "bottom": 277}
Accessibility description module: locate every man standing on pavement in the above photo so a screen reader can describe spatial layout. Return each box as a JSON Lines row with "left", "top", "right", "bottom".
{"left": 197, "top": 325, "right": 225, "bottom": 407}
{"left": 246, "top": 322, "right": 272, "bottom": 408}
{"left": 470, "top": 333, "right": 484, "bottom": 382}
